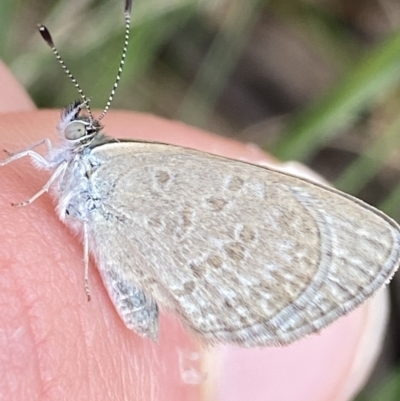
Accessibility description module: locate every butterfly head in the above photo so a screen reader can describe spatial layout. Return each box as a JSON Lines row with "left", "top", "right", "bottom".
{"left": 59, "top": 100, "right": 103, "bottom": 149}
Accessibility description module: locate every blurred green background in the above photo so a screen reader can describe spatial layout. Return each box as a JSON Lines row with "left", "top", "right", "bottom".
{"left": 2, "top": 0, "right": 400, "bottom": 399}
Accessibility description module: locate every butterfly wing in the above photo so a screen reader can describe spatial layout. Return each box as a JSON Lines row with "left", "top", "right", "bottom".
{"left": 100, "top": 267, "right": 159, "bottom": 340}
{"left": 87, "top": 142, "right": 400, "bottom": 346}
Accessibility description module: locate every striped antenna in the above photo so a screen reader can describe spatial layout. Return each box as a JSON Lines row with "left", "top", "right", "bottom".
{"left": 37, "top": 24, "right": 94, "bottom": 122}
{"left": 97, "top": 0, "right": 132, "bottom": 122}
{"left": 38, "top": 0, "right": 133, "bottom": 124}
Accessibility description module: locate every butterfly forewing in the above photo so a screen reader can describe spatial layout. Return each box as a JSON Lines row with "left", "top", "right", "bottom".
{"left": 86, "top": 142, "right": 400, "bottom": 346}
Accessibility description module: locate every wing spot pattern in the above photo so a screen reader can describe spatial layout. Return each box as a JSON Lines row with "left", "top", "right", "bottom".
{"left": 184, "top": 281, "right": 196, "bottom": 294}
{"left": 189, "top": 262, "right": 206, "bottom": 279}
{"left": 206, "top": 197, "right": 228, "bottom": 212}
{"left": 155, "top": 170, "right": 170, "bottom": 184}
{"left": 227, "top": 176, "right": 244, "bottom": 192}
{"left": 224, "top": 242, "right": 246, "bottom": 262}
{"left": 239, "top": 225, "right": 257, "bottom": 243}
{"left": 208, "top": 254, "right": 223, "bottom": 269}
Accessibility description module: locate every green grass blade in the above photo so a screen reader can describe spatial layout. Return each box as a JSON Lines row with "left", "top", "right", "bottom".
{"left": 335, "top": 114, "right": 400, "bottom": 194}
{"left": 273, "top": 30, "right": 400, "bottom": 162}
{"left": 176, "top": 0, "right": 264, "bottom": 127}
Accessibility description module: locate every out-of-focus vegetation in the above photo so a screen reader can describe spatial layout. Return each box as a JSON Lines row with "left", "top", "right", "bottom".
{"left": 2, "top": 0, "right": 400, "bottom": 399}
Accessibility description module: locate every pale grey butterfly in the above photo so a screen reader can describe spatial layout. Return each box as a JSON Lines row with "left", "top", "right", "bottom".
{"left": 2, "top": 0, "right": 400, "bottom": 347}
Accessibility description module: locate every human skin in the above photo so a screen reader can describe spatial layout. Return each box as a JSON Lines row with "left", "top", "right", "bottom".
{"left": 0, "top": 60, "right": 389, "bottom": 401}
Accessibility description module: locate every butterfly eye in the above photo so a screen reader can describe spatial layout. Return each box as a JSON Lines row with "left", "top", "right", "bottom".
{"left": 65, "top": 121, "right": 87, "bottom": 140}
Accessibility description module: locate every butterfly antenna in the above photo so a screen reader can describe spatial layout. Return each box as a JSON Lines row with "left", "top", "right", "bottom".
{"left": 37, "top": 24, "right": 94, "bottom": 122}
{"left": 97, "top": 0, "right": 132, "bottom": 122}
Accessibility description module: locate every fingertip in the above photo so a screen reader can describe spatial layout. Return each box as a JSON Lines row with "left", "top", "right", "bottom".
{"left": 206, "top": 288, "right": 389, "bottom": 401}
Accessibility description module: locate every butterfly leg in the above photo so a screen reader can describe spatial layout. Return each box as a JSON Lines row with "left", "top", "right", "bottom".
{"left": 83, "top": 221, "right": 91, "bottom": 301}
{"left": 12, "top": 161, "right": 67, "bottom": 207}
{"left": 1, "top": 138, "right": 53, "bottom": 167}
{"left": 1, "top": 138, "right": 64, "bottom": 206}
